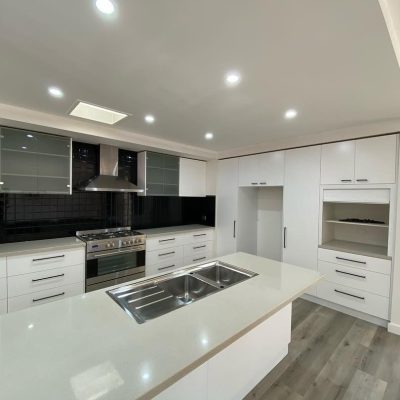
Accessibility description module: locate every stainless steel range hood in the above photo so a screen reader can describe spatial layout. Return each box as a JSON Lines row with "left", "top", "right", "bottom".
{"left": 81, "top": 144, "right": 144, "bottom": 192}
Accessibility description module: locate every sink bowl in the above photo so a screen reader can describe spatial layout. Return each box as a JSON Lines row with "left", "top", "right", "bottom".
{"left": 194, "top": 262, "right": 252, "bottom": 288}
{"left": 108, "top": 260, "right": 257, "bottom": 324}
{"left": 158, "top": 274, "right": 219, "bottom": 304}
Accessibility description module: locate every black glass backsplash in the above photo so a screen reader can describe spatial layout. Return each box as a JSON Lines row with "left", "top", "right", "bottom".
{"left": 0, "top": 141, "right": 215, "bottom": 243}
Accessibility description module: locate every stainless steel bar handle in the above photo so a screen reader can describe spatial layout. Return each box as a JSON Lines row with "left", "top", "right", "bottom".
{"left": 356, "top": 179, "right": 368, "bottom": 182}
{"left": 193, "top": 257, "right": 206, "bottom": 262}
{"left": 32, "top": 292, "right": 65, "bottom": 302}
{"left": 335, "top": 269, "right": 366, "bottom": 279}
{"left": 251, "top": 182, "right": 258, "bottom": 185}
{"left": 193, "top": 245, "right": 206, "bottom": 249}
{"left": 159, "top": 238, "right": 175, "bottom": 243}
{"left": 32, "top": 255, "right": 65, "bottom": 262}
{"left": 334, "top": 289, "right": 365, "bottom": 300}
{"left": 260, "top": 182, "right": 267, "bottom": 185}
{"left": 336, "top": 256, "right": 366, "bottom": 265}
{"left": 340, "top": 179, "right": 352, "bottom": 182}
{"left": 283, "top": 227, "right": 287, "bottom": 248}
{"left": 233, "top": 220, "right": 236, "bottom": 238}
{"left": 158, "top": 264, "right": 175, "bottom": 271}
{"left": 93, "top": 248, "right": 141, "bottom": 259}
{"left": 193, "top": 233, "right": 206, "bottom": 237}
{"left": 32, "top": 273, "right": 65, "bottom": 282}
{"left": 159, "top": 251, "right": 175, "bottom": 257}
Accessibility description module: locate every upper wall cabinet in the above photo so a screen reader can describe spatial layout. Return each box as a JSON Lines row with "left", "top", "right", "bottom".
{"left": 179, "top": 158, "right": 206, "bottom": 197}
{"left": 138, "top": 151, "right": 179, "bottom": 196}
{"left": 238, "top": 151, "right": 285, "bottom": 187}
{"left": 138, "top": 152, "right": 206, "bottom": 197}
{"left": 0, "top": 127, "right": 72, "bottom": 194}
{"left": 321, "top": 135, "right": 397, "bottom": 185}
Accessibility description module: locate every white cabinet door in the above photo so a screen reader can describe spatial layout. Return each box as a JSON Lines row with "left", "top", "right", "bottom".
{"left": 355, "top": 135, "right": 397, "bottom": 184}
{"left": 283, "top": 146, "right": 321, "bottom": 275}
{"left": 216, "top": 159, "right": 238, "bottom": 256}
{"left": 259, "top": 151, "right": 285, "bottom": 186}
{"left": 179, "top": 158, "right": 206, "bottom": 197}
{"left": 238, "top": 155, "right": 259, "bottom": 186}
{"left": 321, "top": 141, "right": 355, "bottom": 184}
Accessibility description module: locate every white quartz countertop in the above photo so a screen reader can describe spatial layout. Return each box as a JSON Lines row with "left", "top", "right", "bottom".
{"left": 0, "top": 252, "right": 321, "bottom": 400}
{"left": 0, "top": 237, "right": 86, "bottom": 257}
{"left": 137, "top": 224, "right": 214, "bottom": 238}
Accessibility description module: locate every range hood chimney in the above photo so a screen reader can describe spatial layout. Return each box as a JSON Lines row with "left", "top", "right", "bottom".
{"left": 80, "top": 144, "right": 144, "bottom": 192}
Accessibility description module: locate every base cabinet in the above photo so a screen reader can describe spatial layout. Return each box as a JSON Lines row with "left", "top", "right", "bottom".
{"left": 155, "top": 304, "right": 291, "bottom": 400}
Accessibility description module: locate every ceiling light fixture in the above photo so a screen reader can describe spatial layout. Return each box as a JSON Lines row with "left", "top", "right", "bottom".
{"left": 48, "top": 86, "right": 64, "bottom": 98}
{"left": 225, "top": 71, "right": 241, "bottom": 87}
{"left": 284, "top": 109, "right": 298, "bottom": 119}
{"left": 69, "top": 101, "right": 129, "bottom": 125}
{"left": 144, "top": 114, "right": 155, "bottom": 124}
{"left": 26, "top": 134, "right": 34, "bottom": 138}
{"left": 96, "top": 0, "right": 115, "bottom": 15}
{"left": 205, "top": 132, "right": 214, "bottom": 140}
{"left": 21, "top": 146, "right": 27, "bottom": 150}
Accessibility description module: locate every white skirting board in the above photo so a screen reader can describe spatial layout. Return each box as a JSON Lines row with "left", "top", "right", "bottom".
{"left": 302, "top": 293, "right": 388, "bottom": 328}
{"left": 388, "top": 322, "right": 400, "bottom": 335}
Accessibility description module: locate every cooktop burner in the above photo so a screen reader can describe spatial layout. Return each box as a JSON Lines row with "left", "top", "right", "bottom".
{"left": 76, "top": 227, "right": 143, "bottom": 242}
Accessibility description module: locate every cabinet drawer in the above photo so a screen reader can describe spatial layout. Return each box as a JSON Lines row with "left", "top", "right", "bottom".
{"left": 146, "top": 260, "right": 184, "bottom": 277}
{"left": 187, "top": 230, "right": 214, "bottom": 244}
{"left": 7, "top": 248, "right": 85, "bottom": 276}
{"left": 0, "top": 257, "right": 6, "bottom": 278}
{"left": 146, "top": 246, "right": 183, "bottom": 266}
{"left": 184, "top": 253, "right": 213, "bottom": 266}
{"left": 319, "top": 261, "right": 390, "bottom": 297}
{"left": 146, "top": 235, "right": 186, "bottom": 251}
{"left": 0, "top": 278, "right": 7, "bottom": 300}
{"left": 318, "top": 248, "right": 391, "bottom": 275}
{"left": 184, "top": 241, "right": 214, "bottom": 258}
{"left": 0, "top": 299, "right": 6, "bottom": 315}
{"left": 317, "top": 281, "right": 389, "bottom": 319}
{"left": 8, "top": 265, "right": 84, "bottom": 297}
{"left": 8, "top": 282, "right": 84, "bottom": 313}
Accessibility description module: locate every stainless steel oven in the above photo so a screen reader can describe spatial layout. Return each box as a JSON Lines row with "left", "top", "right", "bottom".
{"left": 77, "top": 227, "right": 146, "bottom": 292}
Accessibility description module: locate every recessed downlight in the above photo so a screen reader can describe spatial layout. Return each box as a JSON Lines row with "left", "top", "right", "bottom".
{"left": 48, "top": 86, "right": 64, "bottom": 98}
{"left": 205, "top": 132, "right": 214, "bottom": 140}
{"left": 26, "top": 134, "right": 34, "bottom": 138}
{"left": 284, "top": 109, "right": 298, "bottom": 119}
{"left": 144, "top": 114, "right": 155, "bottom": 124}
{"left": 21, "top": 146, "right": 27, "bottom": 150}
{"left": 225, "top": 71, "right": 241, "bottom": 87}
{"left": 96, "top": 0, "right": 115, "bottom": 14}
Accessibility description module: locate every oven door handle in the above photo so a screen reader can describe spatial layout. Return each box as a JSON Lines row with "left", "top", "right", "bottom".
{"left": 91, "top": 247, "right": 145, "bottom": 259}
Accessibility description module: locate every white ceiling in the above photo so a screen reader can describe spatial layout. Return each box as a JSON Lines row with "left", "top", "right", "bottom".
{"left": 1, "top": 0, "right": 400, "bottom": 153}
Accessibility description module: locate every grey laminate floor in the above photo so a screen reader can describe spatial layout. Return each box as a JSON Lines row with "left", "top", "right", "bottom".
{"left": 244, "top": 299, "right": 400, "bottom": 400}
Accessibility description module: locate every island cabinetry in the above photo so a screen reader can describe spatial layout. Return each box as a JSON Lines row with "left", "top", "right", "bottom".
{"left": 0, "top": 257, "right": 6, "bottom": 314}
{"left": 155, "top": 303, "right": 291, "bottom": 400}
{"left": 145, "top": 229, "right": 215, "bottom": 276}
{"left": 5, "top": 246, "right": 85, "bottom": 313}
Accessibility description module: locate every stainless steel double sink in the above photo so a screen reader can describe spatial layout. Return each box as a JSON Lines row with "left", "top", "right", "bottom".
{"left": 107, "top": 261, "right": 258, "bottom": 324}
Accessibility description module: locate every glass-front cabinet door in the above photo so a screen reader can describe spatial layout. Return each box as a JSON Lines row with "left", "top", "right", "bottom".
{"left": 0, "top": 127, "right": 72, "bottom": 194}
{"left": 146, "top": 152, "right": 179, "bottom": 196}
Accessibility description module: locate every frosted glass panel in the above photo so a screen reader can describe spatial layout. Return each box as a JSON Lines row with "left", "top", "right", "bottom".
{"left": 0, "top": 127, "right": 71, "bottom": 194}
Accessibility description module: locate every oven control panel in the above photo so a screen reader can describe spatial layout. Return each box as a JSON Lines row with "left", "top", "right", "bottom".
{"left": 86, "top": 236, "right": 146, "bottom": 253}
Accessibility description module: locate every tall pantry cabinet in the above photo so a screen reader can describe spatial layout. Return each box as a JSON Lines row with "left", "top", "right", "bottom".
{"left": 216, "top": 158, "right": 239, "bottom": 256}
{"left": 282, "top": 146, "right": 322, "bottom": 295}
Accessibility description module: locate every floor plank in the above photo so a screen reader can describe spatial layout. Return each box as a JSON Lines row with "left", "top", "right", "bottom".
{"left": 244, "top": 298, "right": 400, "bottom": 400}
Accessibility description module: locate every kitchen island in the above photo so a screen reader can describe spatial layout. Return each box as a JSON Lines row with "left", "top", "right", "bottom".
{"left": 0, "top": 252, "right": 321, "bottom": 400}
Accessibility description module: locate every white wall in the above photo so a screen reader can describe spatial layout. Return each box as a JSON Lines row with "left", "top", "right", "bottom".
{"left": 206, "top": 160, "right": 218, "bottom": 195}
{"left": 379, "top": 0, "right": 400, "bottom": 70}
{"left": 257, "top": 188, "right": 283, "bottom": 262}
